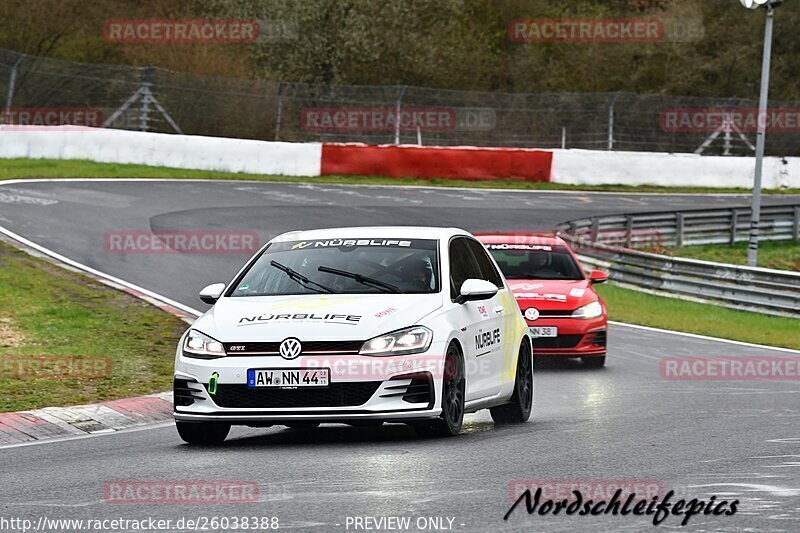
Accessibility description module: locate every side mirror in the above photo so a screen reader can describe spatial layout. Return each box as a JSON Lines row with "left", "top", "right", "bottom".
{"left": 456, "top": 279, "right": 498, "bottom": 304}
{"left": 589, "top": 270, "right": 608, "bottom": 284}
{"left": 199, "top": 283, "right": 226, "bottom": 304}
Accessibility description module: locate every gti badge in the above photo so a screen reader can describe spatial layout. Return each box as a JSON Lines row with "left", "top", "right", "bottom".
{"left": 279, "top": 338, "right": 302, "bottom": 360}
{"left": 524, "top": 307, "right": 540, "bottom": 321}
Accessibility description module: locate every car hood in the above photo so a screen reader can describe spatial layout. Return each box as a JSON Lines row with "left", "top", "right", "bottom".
{"left": 507, "top": 279, "right": 596, "bottom": 311}
{"left": 191, "top": 293, "right": 444, "bottom": 342}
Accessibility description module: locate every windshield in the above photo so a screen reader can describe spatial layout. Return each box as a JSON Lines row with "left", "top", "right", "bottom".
{"left": 230, "top": 238, "right": 440, "bottom": 296}
{"left": 485, "top": 243, "right": 583, "bottom": 281}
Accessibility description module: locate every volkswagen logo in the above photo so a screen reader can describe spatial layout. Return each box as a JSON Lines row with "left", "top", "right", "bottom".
{"left": 524, "top": 307, "right": 540, "bottom": 321}
{"left": 279, "top": 338, "right": 302, "bottom": 360}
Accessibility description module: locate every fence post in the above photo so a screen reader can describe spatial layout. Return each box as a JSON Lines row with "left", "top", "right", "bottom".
{"left": 794, "top": 206, "right": 799, "bottom": 241}
{"left": 3, "top": 53, "right": 25, "bottom": 118}
{"left": 139, "top": 65, "right": 154, "bottom": 132}
{"left": 590, "top": 217, "right": 599, "bottom": 243}
{"left": 394, "top": 85, "right": 407, "bottom": 145}
{"left": 607, "top": 91, "right": 621, "bottom": 150}
{"left": 676, "top": 212, "right": 685, "bottom": 247}
{"left": 730, "top": 209, "right": 738, "bottom": 245}
{"left": 274, "top": 81, "right": 285, "bottom": 141}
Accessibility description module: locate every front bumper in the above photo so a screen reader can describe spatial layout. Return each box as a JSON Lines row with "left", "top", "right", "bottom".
{"left": 174, "top": 343, "right": 446, "bottom": 423}
{"left": 527, "top": 317, "right": 607, "bottom": 357}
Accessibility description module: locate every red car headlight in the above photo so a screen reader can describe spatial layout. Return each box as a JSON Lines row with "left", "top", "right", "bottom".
{"left": 572, "top": 301, "right": 603, "bottom": 319}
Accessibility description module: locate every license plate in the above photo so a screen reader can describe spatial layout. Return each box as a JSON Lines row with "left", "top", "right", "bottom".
{"left": 247, "top": 368, "right": 329, "bottom": 388}
{"left": 529, "top": 326, "right": 558, "bottom": 338}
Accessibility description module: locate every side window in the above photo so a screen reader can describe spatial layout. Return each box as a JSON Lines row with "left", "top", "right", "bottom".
{"left": 449, "top": 238, "right": 482, "bottom": 300}
{"left": 467, "top": 239, "right": 504, "bottom": 289}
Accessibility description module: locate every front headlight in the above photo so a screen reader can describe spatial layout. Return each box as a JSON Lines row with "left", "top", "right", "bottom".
{"left": 572, "top": 301, "right": 603, "bottom": 319}
{"left": 183, "top": 329, "right": 226, "bottom": 359}
{"left": 359, "top": 326, "right": 433, "bottom": 356}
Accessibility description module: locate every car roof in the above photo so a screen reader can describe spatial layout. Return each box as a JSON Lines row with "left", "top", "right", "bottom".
{"left": 271, "top": 226, "right": 471, "bottom": 243}
{"left": 475, "top": 233, "right": 566, "bottom": 246}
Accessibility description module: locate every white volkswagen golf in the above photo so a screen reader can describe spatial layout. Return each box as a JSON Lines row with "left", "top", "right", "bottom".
{"left": 174, "top": 227, "right": 532, "bottom": 444}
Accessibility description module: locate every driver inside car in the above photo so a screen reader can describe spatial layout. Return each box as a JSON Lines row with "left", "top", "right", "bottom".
{"left": 403, "top": 258, "right": 431, "bottom": 291}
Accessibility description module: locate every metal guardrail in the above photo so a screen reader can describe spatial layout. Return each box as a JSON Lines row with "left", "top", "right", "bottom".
{"left": 557, "top": 204, "right": 800, "bottom": 318}
{"left": 557, "top": 204, "right": 800, "bottom": 249}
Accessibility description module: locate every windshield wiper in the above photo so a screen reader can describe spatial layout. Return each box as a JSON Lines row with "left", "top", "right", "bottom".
{"left": 318, "top": 265, "right": 401, "bottom": 293}
{"left": 270, "top": 261, "right": 337, "bottom": 294}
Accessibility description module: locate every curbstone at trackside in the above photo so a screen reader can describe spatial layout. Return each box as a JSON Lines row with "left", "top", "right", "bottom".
{"left": 0, "top": 392, "right": 173, "bottom": 447}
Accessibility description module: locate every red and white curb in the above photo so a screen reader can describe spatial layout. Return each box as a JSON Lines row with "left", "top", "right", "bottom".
{"left": 0, "top": 392, "right": 174, "bottom": 446}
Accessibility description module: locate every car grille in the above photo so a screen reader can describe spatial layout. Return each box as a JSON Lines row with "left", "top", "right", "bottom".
{"left": 533, "top": 334, "right": 584, "bottom": 349}
{"left": 379, "top": 373, "right": 434, "bottom": 408}
{"left": 206, "top": 382, "right": 381, "bottom": 408}
{"left": 585, "top": 330, "right": 607, "bottom": 348}
{"left": 174, "top": 378, "right": 205, "bottom": 407}
{"left": 223, "top": 340, "right": 363, "bottom": 355}
{"left": 529, "top": 310, "right": 574, "bottom": 318}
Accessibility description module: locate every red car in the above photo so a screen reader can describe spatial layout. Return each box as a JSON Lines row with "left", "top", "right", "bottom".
{"left": 477, "top": 234, "right": 608, "bottom": 368}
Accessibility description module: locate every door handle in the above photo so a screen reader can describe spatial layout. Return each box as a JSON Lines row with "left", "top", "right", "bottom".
{"left": 493, "top": 305, "right": 505, "bottom": 314}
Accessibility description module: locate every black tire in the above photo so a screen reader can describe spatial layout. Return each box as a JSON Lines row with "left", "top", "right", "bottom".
{"left": 175, "top": 421, "right": 230, "bottom": 445}
{"left": 284, "top": 421, "right": 321, "bottom": 430}
{"left": 490, "top": 341, "right": 533, "bottom": 424}
{"left": 413, "top": 343, "right": 465, "bottom": 438}
{"left": 582, "top": 356, "right": 606, "bottom": 368}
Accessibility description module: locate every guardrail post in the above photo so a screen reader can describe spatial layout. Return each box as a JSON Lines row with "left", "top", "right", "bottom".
{"left": 794, "top": 206, "right": 800, "bottom": 241}
{"left": 676, "top": 213, "right": 685, "bottom": 248}
{"left": 625, "top": 215, "right": 633, "bottom": 248}
{"left": 590, "top": 217, "right": 599, "bottom": 243}
{"left": 730, "top": 209, "right": 738, "bottom": 245}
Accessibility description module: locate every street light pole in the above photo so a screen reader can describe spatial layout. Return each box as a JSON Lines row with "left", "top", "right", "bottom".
{"left": 746, "top": 1, "right": 777, "bottom": 267}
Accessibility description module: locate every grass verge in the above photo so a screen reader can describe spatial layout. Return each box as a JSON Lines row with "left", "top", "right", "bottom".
{"left": 595, "top": 283, "right": 800, "bottom": 351}
{"left": 669, "top": 240, "right": 800, "bottom": 272}
{"left": 2, "top": 158, "right": 799, "bottom": 194}
{"left": 0, "top": 240, "right": 188, "bottom": 412}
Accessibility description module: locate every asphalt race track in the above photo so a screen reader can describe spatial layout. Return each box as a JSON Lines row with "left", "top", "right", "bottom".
{"left": 1, "top": 179, "right": 799, "bottom": 532}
